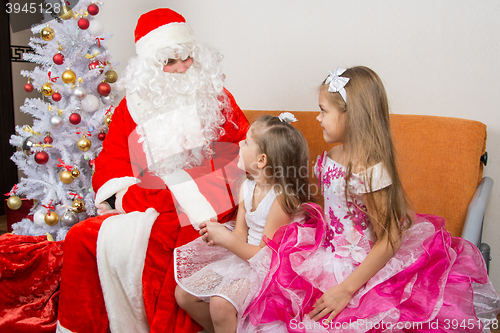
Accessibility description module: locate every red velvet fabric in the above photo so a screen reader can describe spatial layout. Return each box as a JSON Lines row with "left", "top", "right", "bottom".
{"left": 0, "top": 234, "right": 63, "bottom": 332}
{"left": 57, "top": 89, "right": 248, "bottom": 333}
{"left": 57, "top": 214, "right": 110, "bottom": 333}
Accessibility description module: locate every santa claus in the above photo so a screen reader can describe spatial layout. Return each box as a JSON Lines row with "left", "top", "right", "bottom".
{"left": 57, "top": 8, "right": 249, "bottom": 333}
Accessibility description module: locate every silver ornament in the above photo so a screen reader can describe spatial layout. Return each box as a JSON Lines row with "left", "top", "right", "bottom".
{"left": 73, "top": 86, "right": 87, "bottom": 100}
{"left": 61, "top": 210, "right": 79, "bottom": 227}
{"left": 50, "top": 114, "right": 64, "bottom": 128}
{"left": 87, "top": 43, "right": 105, "bottom": 57}
{"left": 100, "top": 94, "right": 113, "bottom": 105}
{"left": 22, "top": 136, "right": 38, "bottom": 156}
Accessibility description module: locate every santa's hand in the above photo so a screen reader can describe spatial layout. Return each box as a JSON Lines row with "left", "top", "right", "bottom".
{"left": 308, "top": 284, "right": 352, "bottom": 323}
{"left": 96, "top": 202, "right": 119, "bottom": 216}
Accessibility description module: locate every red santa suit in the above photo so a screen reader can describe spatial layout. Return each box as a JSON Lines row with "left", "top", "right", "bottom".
{"left": 57, "top": 89, "right": 248, "bottom": 333}
{"left": 57, "top": 8, "right": 249, "bottom": 333}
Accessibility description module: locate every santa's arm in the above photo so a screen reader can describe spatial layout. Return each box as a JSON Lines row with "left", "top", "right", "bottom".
{"left": 219, "top": 88, "right": 249, "bottom": 144}
{"left": 93, "top": 90, "right": 249, "bottom": 219}
{"left": 160, "top": 90, "right": 249, "bottom": 227}
{"left": 92, "top": 98, "right": 174, "bottom": 214}
{"left": 92, "top": 98, "right": 138, "bottom": 208}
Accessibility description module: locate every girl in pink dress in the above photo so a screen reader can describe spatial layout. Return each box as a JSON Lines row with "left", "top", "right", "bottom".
{"left": 174, "top": 113, "right": 320, "bottom": 333}
{"left": 240, "top": 66, "right": 500, "bottom": 332}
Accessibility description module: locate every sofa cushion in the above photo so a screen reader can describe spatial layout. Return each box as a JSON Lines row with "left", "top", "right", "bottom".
{"left": 242, "top": 111, "right": 486, "bottom": 237}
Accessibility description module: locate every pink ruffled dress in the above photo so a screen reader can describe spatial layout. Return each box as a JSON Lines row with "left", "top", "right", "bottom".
{"left": 238, "top": 152, "right": 500, "bottom": 333}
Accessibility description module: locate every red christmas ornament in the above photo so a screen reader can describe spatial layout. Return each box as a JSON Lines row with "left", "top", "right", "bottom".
{"left": 98, "top": 132, "right": 106, "bottom": 141}
{"left": 69, "top": 112, "right": 82, "bottom": 125}
{"left": 43, "top": 135, "right": 53, "bottom": 144}
{"left": 89, "top": 159, "right": 95, "bottom": 168}
{"left": 78, "top": 17, "right": 90, "bottom": 30}
{"left": 24, "top": 83, "right": 34, "bottom": 93}
{"left": 97, "top": 82, "right": 111, "bottom": 96}
{"left": 53, "top": 53, "right": 64, "bottom": 65}
{"left": 88, "top": 60, "right": 105, "bottom": 74}
{"left": 52, "top": 92, "right": 62, "bottom": 102}
{"left": 87, "top": 3, "right": 99, "bottom": 16}
{"left": 35, "top": 151, "right": 49, "bottom": 164}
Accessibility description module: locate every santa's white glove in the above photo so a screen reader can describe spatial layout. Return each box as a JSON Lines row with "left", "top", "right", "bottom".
{"left": 96, "top": 202, "right": 119, "bottom": 216}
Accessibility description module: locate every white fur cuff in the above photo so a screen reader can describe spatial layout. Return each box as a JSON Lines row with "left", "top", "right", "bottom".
{"left": 94, "top": 177, "right": 140, "bottom": 208}
{"left": 162, "top": 170, "right": 217, "bottom": 230}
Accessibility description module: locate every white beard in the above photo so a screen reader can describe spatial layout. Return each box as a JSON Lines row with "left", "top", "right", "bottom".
{"left": 124, "top": 56, "right": 227, "bottom": 177}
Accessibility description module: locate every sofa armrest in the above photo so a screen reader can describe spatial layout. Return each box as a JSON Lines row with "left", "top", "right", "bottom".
{"left": 461, "top": 177, "right": 494, "bottom": 246}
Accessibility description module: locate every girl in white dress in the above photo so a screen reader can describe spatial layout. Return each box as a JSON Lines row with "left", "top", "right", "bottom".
{"left": 174, "top": 113, "right": 319, "bottom": 333}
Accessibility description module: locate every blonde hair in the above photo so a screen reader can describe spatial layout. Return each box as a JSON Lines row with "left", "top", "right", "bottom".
{"left": 321, "top": 66, "right": 412, "bottom": 248}
{"left": 250, "top": 115, "right": 310, "bottom": 215}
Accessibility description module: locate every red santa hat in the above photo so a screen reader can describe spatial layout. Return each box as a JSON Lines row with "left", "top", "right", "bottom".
{"left": 134, "top": 8, "right": 196, "bottom": 57}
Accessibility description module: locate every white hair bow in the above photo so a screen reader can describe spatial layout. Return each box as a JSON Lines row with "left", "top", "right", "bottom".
{"left": 278, "top": 112, "right": 298, "bottom": 123}
{"left": 325, "top": 67, "right": 350, "bottom": 103}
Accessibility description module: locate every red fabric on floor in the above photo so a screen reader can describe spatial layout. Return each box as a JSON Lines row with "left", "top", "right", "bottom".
{"left": 0, "top": 233, "right": 63, "bottom": 332}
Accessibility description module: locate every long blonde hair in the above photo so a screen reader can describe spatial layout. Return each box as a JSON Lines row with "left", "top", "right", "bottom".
{"left": 250, "top": 115, "right": 310, "bottom": 215}
{"left": 322, "top": 66, "right": 412, "bottom": 248}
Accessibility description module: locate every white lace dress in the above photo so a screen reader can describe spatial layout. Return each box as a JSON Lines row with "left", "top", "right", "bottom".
{"left": 174, "top": 179, "right": 277, "bottom": 312}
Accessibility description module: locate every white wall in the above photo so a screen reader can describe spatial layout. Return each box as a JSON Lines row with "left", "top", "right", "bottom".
{"left": 12, "top": 0, "right": 500, "bottom": 289}
{"left": 99, "top": 0, "right": 500, "bottom": 289}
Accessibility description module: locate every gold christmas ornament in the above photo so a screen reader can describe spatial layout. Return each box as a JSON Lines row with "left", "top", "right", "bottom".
{"left": 72, "top": 199, "right": 85, "bottom": 213}
{"left": 104, "top": 70, "right": 118, "bottom": 83}
{"left": 7, "top": 196, "right": 22, "bottom": 210}
{"left": 59, "top": 5, "right": 74, "bottom": 20}
{"left": 104, "top": 114, "right": 112, "bottom": 127}
{"left": 59, "top": 170, "right": 74, "bottom": 184}
{"left": 41, "top": 26, "right": 55, "bottom": 41}
{"left": 71, "top": 167, "right": 80, "bottom": 178}
{"left": 44, "top": 211, "right": 59, "bottom": 226}
{"left": 77, "top": 135, "right": 92, "bottom": 151}
{"left": 41, "top": 82, "right": 54, "bottom": 96}
{"left": 62, "top": 69, "right": 76, "bottom": 84}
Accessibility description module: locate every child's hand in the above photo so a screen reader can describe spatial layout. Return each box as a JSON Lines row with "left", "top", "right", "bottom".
{"left": 199, "top": 219, "right": 230, "bottom": 247}
{"left": 308, "top": 284, "right": 353, "bottom": 323}
{"left": 198, "top": 217, "right": 216, "bottom": 231}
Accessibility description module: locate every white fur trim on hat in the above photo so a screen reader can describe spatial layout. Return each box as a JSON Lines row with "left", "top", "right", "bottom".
{"left": 135, "top": 22, "right": 196, "bottom": 57}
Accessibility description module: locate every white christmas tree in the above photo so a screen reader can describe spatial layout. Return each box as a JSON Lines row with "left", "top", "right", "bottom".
{"left": 7, "top": 0, "right": 118, "bottom": 240}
